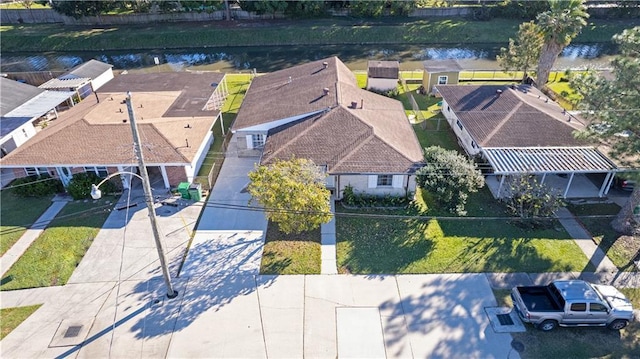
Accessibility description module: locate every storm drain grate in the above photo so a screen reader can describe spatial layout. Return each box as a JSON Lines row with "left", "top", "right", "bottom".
{"left": 64, "top": 325, "right": 83, "bottom": 338}
{"left": 496, "top": 314, "right": 514, "bottom": 326}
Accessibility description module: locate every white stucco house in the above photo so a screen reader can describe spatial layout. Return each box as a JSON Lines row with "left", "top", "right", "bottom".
{"left": 231, "top": 57, "right": 424, "bottom": 200}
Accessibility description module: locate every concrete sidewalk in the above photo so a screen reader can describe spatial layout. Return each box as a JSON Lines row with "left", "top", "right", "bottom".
{"left": 1, "top": 198, "right": 69, "bottom": 275}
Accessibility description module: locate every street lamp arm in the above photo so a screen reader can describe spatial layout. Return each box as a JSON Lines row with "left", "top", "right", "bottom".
{"left": 91, "top": 171, "right": 143, "bottom": 200}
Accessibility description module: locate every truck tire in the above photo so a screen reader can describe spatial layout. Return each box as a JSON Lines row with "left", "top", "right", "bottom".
{"left": 608, "top": 319, "right": 628, "bottom": 330}
{"left": 538, "top": 320, "right": 557, "bottom": 331}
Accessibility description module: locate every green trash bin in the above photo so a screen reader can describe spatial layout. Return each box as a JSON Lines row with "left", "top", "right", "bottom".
{"left": 188, "top": 183, "right": 202, "bottom": 202}
{"left": 177, "top": 182, "right": 190, "bottom": 199}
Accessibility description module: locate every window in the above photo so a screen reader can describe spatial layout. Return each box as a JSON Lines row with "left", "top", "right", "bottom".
{"left": 438, "top": 75, "right": 448, "bottom": 85}
{"left": 25, "top": 167, "right": 48, "bottom": 176}
{"left": 590, "top": 303, "right": 608, "bottom": 312}
{"left": 84, "top": 166, "right": 108, "bottom": 177}
{"left": 447, "top": 106, "right": 450, "bottom": 112}
{"left": 456, "top": 119, "right": 464, "bottom": 131}
{"left": 252, "top": 134, "right": 265, "bottom": 148}
{"left": 570, "top": 303, "right": 586, "bottom": 312}
{"left": 377, "top": 174, "right": 393, "bottom": 187}
{"left": 471, "top": 141, "right": 477, "bottom": 149}
{"left": 22, "top": 128, "right": 28, "bottom": 137}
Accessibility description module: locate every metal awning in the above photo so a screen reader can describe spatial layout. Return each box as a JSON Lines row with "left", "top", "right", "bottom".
{"left": 483, "top": 147, "right": 617, "bottom": 175}
{"left": 1, "top": 90, "right": 74, "bottom": 138}
{"left": 39, "top": 77, "right": 91, "bottom": 90}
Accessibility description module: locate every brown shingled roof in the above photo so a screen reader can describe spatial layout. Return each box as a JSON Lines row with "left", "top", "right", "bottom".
{"left": 367, "top": 60, "right": 399, "bottom": 79}
{"left": 435, "top": 84, "right": 587, "bottom": 148}
{"left": 1, "top": 72, "right": 222, "bottom": 167}
{"left": 249, "top": 57, "right": 423, "bottom": 174}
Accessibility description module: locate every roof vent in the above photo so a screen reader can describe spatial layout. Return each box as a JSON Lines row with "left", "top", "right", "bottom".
{"left": 323, "top": 87, "right": 330, "bottom": 96}
{"left": 351, "top": 101, "right": 358, "bottom": 109}
{"left": 323, "top": 61, "right": 328, "bottom": 69}
{"left": 496, "top": 89, "right": 503, "bottom": 95}
{"left": 288, "top": 76, "right": 292, "bottom": 84}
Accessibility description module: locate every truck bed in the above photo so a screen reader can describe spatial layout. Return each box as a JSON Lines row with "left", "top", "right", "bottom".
{"left": 517, "top": 286, "right": 562, "bottom": 311}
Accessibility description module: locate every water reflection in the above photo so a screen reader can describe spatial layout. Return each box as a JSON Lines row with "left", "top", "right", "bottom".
{"left": 0, "top": 43, "right": 618, "bottom": 73}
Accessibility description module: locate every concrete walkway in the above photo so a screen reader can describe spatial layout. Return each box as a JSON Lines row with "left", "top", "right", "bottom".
{"left": 556, "top": 207, "right": 618, "bottom": 273}
{"left": 321, "top": 197, "right": 338, "bottom": 274}
{"left": 1, "top": 198, "right": 69, "bottom": 275}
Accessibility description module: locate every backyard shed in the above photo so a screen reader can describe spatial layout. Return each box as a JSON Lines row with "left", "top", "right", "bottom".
{"left": 422, "top": 59, "right": 462, "bottom": 95}
{"left": 366, "top": 60, "right": 400, "bottom": 91}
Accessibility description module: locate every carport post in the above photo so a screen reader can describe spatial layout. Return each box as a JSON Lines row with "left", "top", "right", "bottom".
{"left": 126, "top": 92, "right": 178, "bottom": 299}
{"left": 563, "top": 172, "right": 575, "bottom": 198}
{"left": 599, "top": 172, "right": 614, "bottom": 197}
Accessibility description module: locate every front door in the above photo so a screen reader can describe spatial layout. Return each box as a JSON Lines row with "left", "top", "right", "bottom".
{"left": 56, "top": 167, "right": 73, "bottom": 186}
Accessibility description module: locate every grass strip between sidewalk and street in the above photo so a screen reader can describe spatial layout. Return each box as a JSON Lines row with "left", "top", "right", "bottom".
{"left": 260, "top": 221, "right": 321, "bottom": 275}
{"left": 493, "top": 288, "right": 640, "bottom": 358}
{"left": 0, "top": 304, "right": 42, "bottom": 340}
{"left": 2, "top": 18, "right": 638, "bottom": 53}
{"left": 0, "top": 189, "right": 53, "bottom": 256}
{"left": 0, "top": 198, "right": 116, "bottom": 291}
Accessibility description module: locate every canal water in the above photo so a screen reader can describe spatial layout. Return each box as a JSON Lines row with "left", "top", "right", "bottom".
{"left": 0, "top": 42, "right": 618, "bottom": 74}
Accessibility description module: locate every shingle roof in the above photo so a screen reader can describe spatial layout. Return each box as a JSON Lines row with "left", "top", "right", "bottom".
{"left": 238, "top": 57, "right": 423, "bottom": 174}
{"left": 423, "top": 59, "right": 462, "bottom": 73}
{"left": 1, "top": 78, "right": 45, "bottom": 116}
{"left": 367, "top": 60, "right": 399, "bottom": 79}
{"left": 436, "top": 84, "right": 587, "bottom": 148}
{"left": 64, "top": 59, "right": 113, "bottom": 80}
{"left": 1, "top": 72, "right": 223, "bottom": 167}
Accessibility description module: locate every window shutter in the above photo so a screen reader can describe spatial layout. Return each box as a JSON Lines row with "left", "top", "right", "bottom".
{"left": 392, "top": 175, "right": 403, "bottom": 188}
{"left": 368, "top": 175, "right": 377, "bottom": 188}
{"left": 246, "top": 135, "right": 253, "bottom": 149}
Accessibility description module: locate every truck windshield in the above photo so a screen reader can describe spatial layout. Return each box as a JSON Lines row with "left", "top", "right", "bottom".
{"left": 549, "top": 283, "right": 566, "bottom": 309}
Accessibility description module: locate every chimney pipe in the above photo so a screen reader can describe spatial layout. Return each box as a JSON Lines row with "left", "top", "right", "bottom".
{"left": 360, "top": 99, "right": 364, "bottom": 109}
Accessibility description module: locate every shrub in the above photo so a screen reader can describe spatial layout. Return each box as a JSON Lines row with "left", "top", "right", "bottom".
{"left": 66, "top": 172, "right": 120, "bottom": 200}
{"left": 12, "top": 175, "right": 63, "bottom": 197}
{"left": 501, "top": 174, "right": 564, "bottom": 226}
{"left": 341, "top": 184, "right": 412, "bottom": 208}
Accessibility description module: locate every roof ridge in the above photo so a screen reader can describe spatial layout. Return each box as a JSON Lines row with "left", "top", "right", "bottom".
{"left": 480, "top": 101, "right": 523, "bottom": 146}
{"left": 262, "top": 111, "right": 328, "bottom": 162}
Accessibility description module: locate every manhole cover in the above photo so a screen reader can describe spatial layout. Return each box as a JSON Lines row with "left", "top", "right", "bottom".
{"left": 496, "top": 313, "right": 514, "bottom": 326}
{"left": 64, "top": 325, "right": 83, "bottom": 338}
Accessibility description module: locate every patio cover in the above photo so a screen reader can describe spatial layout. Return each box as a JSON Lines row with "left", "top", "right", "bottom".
{"left": 483, "top": 147, "right": 617, "bottom": 175}
{"left": 39, "top": 77, "right": 91, "bottom": 90}
{"left": 1, "top": 90, "right": 74, "bottom": 138}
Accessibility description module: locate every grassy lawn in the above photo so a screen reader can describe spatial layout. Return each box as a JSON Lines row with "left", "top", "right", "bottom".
{"left": 493, "top": 288, "right": 640, "bottom": 358}
{"left": 2, "top": 18, "right": 637, "bottom": 52}
{"left": 0, "top": 189, "right": 53, "bottom": 256}
{"left": 1, "top": 198, "right": 116, "bottom": 291}
{"left": 260, "top": 221, "right": 321, "bottom": 275}
{"left": 568, "top": 203, "right": 639, "bottom": 272}
{"left": 196, "top": 74, "right": 251, "bottom": 178}
{"left": 0, "top": 304, "right": 42, "bottom": 340}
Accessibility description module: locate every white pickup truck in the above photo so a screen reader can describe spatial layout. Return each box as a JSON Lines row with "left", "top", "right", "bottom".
{"left": 511, "top": 280, "right": 634, "bottom": 331}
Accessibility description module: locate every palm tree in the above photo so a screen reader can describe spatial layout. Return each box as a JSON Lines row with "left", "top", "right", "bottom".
{"left": 535, "top": 0, "right": 589, "bottom": 87}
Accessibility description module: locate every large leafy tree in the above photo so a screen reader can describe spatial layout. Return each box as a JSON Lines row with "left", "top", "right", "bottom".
{"left": 51, "top": 0, "right": 120, "bottom": 19}
{"left": 247, "top": 158, "right": 332, "bottom": 234}
{"left": 571, "top": 27, "right": 640, "bottom": 234}
{"left": 535, "top": 0, "right": 588, "bottom": 87}
{"left": 415, "top": 146, "right": 484, "bottom": 215}
{"left": 497, "top": 21, "right": 544, "bottom": 83}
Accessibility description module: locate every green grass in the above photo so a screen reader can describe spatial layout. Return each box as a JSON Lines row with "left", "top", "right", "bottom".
{"left": 493, "top": 288, "right": 640, "bottom": 358}
{"left": 0, "top": 198, "right": 116, "bottom": 291}
{"left": 196, "top": 74, "right": 251, "bottom": 178}
{"left": 568, "top": 203, "right": 639, "bottom": 272}
{"left": 0, "top": 189, "right": 53, "bottom": 256}
{"left": 0, "top": 3, "right": 49, "bottom": 9}
{"left": 2, "top": 18, "right": 637, "bottom": 52}
{"left": 0, "top": 305, "right": 42, "bottom": 340}
{"left": 260, "top": 222, "right": 321, "bottom": 274}
{"left": 336, "top": 189, "right": 593, "bottom": 274}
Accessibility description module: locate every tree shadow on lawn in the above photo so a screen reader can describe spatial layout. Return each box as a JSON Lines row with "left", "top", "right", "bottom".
{"left": 338, "top": 214, "right": 592, "bottom": 274}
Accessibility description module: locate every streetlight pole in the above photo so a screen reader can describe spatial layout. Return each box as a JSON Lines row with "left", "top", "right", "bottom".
{"left": 126, "top": 92, "right": 178, "bottom": 299}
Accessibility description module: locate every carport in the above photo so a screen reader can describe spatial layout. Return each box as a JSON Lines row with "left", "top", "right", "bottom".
{"left": 483, "top": 146, "right": 618, "bottom": 198}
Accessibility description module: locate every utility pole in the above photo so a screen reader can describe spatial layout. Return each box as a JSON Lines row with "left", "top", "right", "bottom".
{"left": 126, "top": 92, "right": 178, "bottom": 299}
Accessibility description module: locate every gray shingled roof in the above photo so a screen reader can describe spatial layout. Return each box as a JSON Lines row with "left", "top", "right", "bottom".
{"left": 423, "top": 59, "right": 462, "bottom": 73}
{"left": 236, "top": 57, "right": 423, "bottom": 174}
{"left": 367, "top": 60, "right": 399, "bottom": 79}
{"left": 1, "top": 78, "right": 45, "bottom": 116}
{"left": 436, "top": 84, "right": 587, "bottom": 148}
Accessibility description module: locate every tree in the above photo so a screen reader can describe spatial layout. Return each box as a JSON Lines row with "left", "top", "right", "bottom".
{"left": 571, "top": 26, "right": 640, "bottom": 234}
{"left": 497, "top": 21, "right": 544, "bottom": 83}
{"left": 535, "top": 0, "right": 588, "bottom": 87}
{"left": 247, "top": 158, "right": 332, "bottom": 234}
{"left": 415, "top": 146, "right": 484, "bottom": 215}
{"left": 51, "top": 0, "right": 119, "bottom": 19}
{"left": 501, "top": 175, "right": 564, "bottom": 224}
